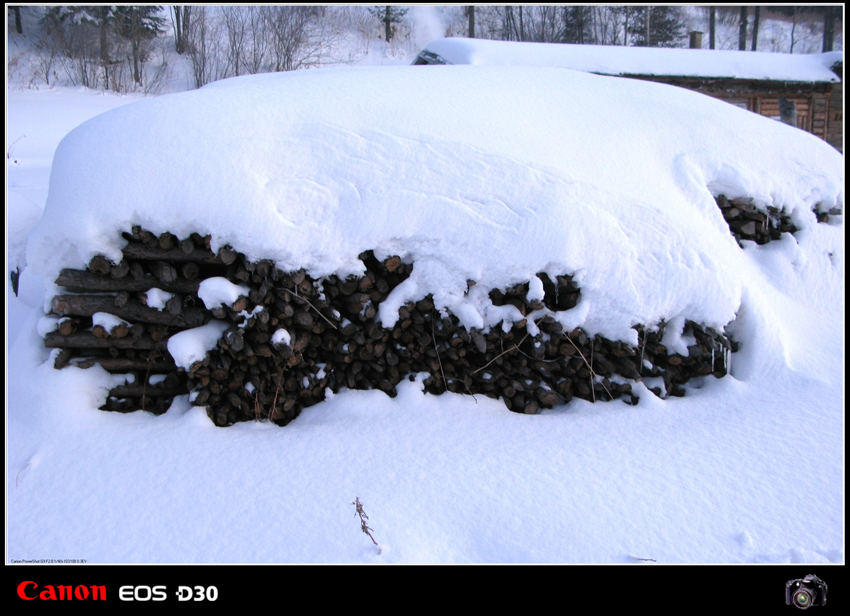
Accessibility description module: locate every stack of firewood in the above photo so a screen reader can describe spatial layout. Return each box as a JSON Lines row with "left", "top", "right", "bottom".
{"left": 715, "top": 194, "right": 797, "bottom": 245}
{"left": 44, "top": 227, "right": 737, "bottom": 426}
{"left": 814, "top": 204, "right": 844, "bottom": 223}
{"left": 716, "top": 194, "right": 841, "bottom": 245}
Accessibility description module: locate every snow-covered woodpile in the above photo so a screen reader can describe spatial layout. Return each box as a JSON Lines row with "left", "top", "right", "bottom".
{"left": 46, "top": 224, "right": 743, "bottom": 426}
{"left": 44, "top": 189, "right": 841, "bottom": 425}
{"left": 716, "top": 194, "right": 841, "bottom": 245}
{"left": 716, "top": 194, "right": 797, "bottom": 245}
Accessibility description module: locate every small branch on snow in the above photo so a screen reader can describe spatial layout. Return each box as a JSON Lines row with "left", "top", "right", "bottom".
{"left": 352, "top": 496, "right": 380, "bottom": 548}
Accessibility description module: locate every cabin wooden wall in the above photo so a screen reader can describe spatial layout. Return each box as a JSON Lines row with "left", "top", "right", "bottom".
{"left": 711, "top": 93, "right": 833, "bottom": 147}
{"left": 826, "top": 63, "right": 843, "bottom": 152}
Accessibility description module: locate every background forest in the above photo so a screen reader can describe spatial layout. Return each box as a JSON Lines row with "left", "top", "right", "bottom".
{"left": 7, "top": 5, "right": 844, "bottom": 94}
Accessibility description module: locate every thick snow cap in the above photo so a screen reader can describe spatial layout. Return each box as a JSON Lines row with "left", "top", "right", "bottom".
{"left": 421, "top": 38, "right": 843, "bottom": 82}
{"left": 27, "top": 65, "right": 843, "bottom": 342}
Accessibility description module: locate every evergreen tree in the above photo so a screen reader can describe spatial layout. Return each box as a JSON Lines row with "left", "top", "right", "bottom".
{"left": 112, "top": 6, "right": 167, "bottom": 85}
{"left": 42, "top": 6, "right": 167, "bottom": 89}
{"left": 628, "top": 6, "right": 686, "bottom": 47}
{"left": 42, "top": 5, "right": 102, "bottom": 33}
{"left": 561, "top": 6, "right": 593, "bottom": 44}
{"left": 41, "top": 6, "right": 107, "bottom": 88}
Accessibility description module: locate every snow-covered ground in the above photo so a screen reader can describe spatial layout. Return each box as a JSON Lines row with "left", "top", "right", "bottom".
{"left": 6, "top": 11, "right": 844, "bottom": 565}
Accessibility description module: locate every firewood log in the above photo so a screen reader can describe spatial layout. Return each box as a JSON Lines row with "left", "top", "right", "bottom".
{"left": 51, "top": 295, "right": 205, "bottom": 328}
{"left": 181, "top": 262, "right": 199, "bottom": 280}
{"left": 109, "top": 382, "right": 187, "bottom": 398}
{"left": 56, "top": 269, "right": 201, "bottom": 294}
{"left": 88, "top": 255, "right": 113, "bottom": 275}
{"left": 122, "top": 242, "right": 222, "bottom": 263}
{"left": 154, "top": 230, "right": 174, "bottom": 249}
{"left": 71, "top": 357, "right": 176, "bottom": 372}
{"left": 110, "top": 261, "right": 130, "bottom": 279}
{"left": 44, "top": 331, "right": 167, "bottom": 350}
{"left": 150, "top": 261, "right": 178, "bottom": 284}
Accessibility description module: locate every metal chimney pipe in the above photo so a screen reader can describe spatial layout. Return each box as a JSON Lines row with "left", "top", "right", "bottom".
{"left": 689, "top": 31, "right": 704, "bottom": 49}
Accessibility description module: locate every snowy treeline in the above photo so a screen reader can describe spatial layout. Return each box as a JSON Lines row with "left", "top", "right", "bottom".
{"left": 9, "top": 6, "right": 416, "bottom": 91}
{"left": 7, "top": 5, "right": 843, "bottom": 94}
{"left": 448, "top": 6, "right": 688, "bottom": 46}
{"left": 698, "top": 6, "right": 842, "bottom": 53}
{"left": 180, "top": 6, "right": 366, "bottom": 88}
{"left": 19, "top": 6, "right": 171, "bottom": 93}
{"left": 447, "top": 6, "right": 841, "bottom": 52}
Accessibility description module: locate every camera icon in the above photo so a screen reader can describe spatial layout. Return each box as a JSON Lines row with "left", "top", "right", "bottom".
{"left": 786, "top": 574, "right": 827, "bottom": 609}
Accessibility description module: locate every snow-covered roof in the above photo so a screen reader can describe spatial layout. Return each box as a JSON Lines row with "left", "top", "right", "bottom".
{"left": 28, "top": 65, "right": 843, "bottom": 344}
{"left": 420, "top": 38, "right": 843, "bottom": 83}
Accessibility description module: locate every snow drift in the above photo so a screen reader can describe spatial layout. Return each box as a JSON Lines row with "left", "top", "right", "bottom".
{"left": 27, "top": 65, "right": 843, "bottom": 345}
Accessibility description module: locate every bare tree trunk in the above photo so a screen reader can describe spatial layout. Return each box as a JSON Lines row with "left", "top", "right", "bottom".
{"left": 823, "top": 6, "right": 835, "bottom": 52}
{"left": 173, "top": 6, "right": 182, "bottom": 53}
{"left": 623, "top": 6, "right": 629, "bottom": 46}
{"left": 738, "top": 6, "right": 748, "bottom": 51}
{"left": 790, "top": 7, "right": 797, "bottom": 53}
{"left": 751, "top": 6, "right": 759, "bottom": 51}
{"left": 519, "top": 5, "right": 525, "bottom": 42}
{"left": 187, "top": 7, "right": 211, "bottom": 88}
{"left": 645, "top": 6, "right": 651, "bottom": 46}
{"left": 14, "top": 6, "right": 22, "bottom": 34}
{"left": 131, "top": 9, "right": 143, "bottom": 87}
{"left": 173, "top": 6, "right": 192, "bottom": 54}
{"left": 100, "top": 7, "right": 111, "bottom": 90}
{"left": 133, "top": 41, "right": 142, "bottom": 86}
{"left": 709, "top": 6, "right": 715, "bottom": 49}
{"left": 467, "top": 6, "right": 475, "bottom": 38}
{"left": 505, "top": 6, "right": 517, "bottom": 41}
{"left": 384, "top": 6, "right": 392, "bottom": 42}
{"left": 183, "top": 7, "right": 191, "bottom": 50}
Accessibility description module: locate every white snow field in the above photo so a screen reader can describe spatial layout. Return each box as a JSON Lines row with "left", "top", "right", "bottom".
{"left": 7, "top": 62, "right": 844, "bottom": 564}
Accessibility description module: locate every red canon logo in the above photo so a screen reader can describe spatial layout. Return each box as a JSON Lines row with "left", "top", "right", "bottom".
{"left": 17, "top": 581, "right": 106, "bottom": 601}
